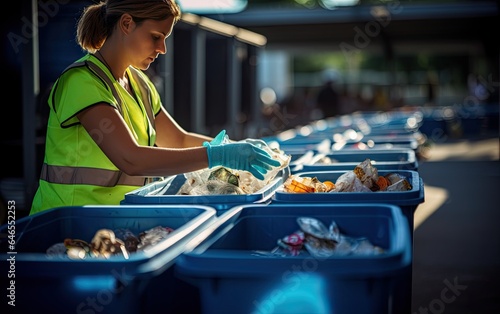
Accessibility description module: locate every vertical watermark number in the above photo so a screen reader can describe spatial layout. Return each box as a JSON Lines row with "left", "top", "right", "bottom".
{"left": 5, "top": 200, "right": 16, "bottom": 307}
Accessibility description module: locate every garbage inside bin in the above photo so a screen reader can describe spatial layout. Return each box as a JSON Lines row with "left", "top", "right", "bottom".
{"left": 284, "top": 158, "right": 413, "bottom": 193}
{"left": 122, "top": 166, "right": 290, "bottom": 214}
{"left": 176, "top": 203, "right": 411, "bottom": 314}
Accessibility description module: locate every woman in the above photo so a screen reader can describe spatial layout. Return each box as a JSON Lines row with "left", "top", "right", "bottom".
{"left": 30, "top": 0, "right": 279, "bottom": 214}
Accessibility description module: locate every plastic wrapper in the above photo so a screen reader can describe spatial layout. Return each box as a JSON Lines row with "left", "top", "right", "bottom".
{"left": 46, "top": 226, "right": 175, "bottom": 259}
{"left": 297, "top": 217, "right": 340, "bottom": 243}
{"left": 45, "top": 243, "right": 67, "bottom": 258}
{"left": 255, "top": 217, "right": 384, "bottom": 258}
{"left": 385, "top": 173, "right": 413, "bottom": 191}
{"left": 137, "top": 226, "right": 175, "bottom": 251}
{"left": 353, "top": 158, "right": 379, "bottom": 190}
{"left": 185, "top": 176, "right": 245, "bottom": 195}
{"left": 114, "top": 228, "right": 140, "bottom": 252}
{"left": 332, "top": 171, "right": 372, "bottom": 192}
{"left": 283, "top": 175, "right": 335, "bottom": 193}
{"left": 177, "top": 136, "right": 291, "bottom": 196}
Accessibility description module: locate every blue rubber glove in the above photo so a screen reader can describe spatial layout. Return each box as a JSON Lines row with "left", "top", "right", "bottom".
{"left": 206, "top": 142, "right": 281, "bottom": 180}
{"left": 242, "top": 138, "right": 269, "bottom": 149}
{"left": 203, "top": 130, "right": 227, "bottom": 147}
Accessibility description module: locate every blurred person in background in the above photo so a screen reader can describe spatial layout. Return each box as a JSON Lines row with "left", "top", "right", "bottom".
{"left": 370, "top": 85, "right": 391, "bottom": 111}
{"left": 316, "top": 79, "right": 340, "bottom": 118}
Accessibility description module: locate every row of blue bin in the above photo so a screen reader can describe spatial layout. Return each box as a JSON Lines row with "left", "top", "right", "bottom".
{"left": 0, "top": 111, "right": 425, "bottom": 314}
{"left": 260, "top": 110, "right": 425, "bottom": 314}
{"left": 288, "top": 148, "right": 419, "bottom": 173}
{"left": 0, "top": 202, "right": 412, "bottom": 314}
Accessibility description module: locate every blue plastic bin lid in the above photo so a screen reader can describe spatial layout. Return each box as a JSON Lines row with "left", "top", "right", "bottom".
{"left": 122, "top": 169, "right": 287, "bottom": 211}
{"left": 302, "top": 149, "right": 418, "bottom": 172}
{"left": 332, "top": 136, "right": 419, "bottom": 151}
{"left": 0, "top": 205, "right": 216, "bottom": 278}
{"left": 288, "top": 150, "right": 315, "bottom": 173}
{"left": 176, "top": 203, "right": 411, "bottom": 278}
{"left": 289, "top": 150, "right": 315, "bottom": 166}
{"left": 279, "top": 139, "right": 332, "bottom": 155}
{"left": 273, "top": 170, "right": 424, "bottom": 207}
{"left": 278, "top": 137, "right": 331, "bottom": 146}
{"left": 362, "top": 134, "right": 418, "bottom": 142}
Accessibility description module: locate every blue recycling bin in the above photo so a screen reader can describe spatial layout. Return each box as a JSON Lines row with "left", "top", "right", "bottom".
{"left": 272, "top": 170, "right": 424, "bottom": 231}
{"left": 272, "top": 169, "right": 425, "bottom": 314}
{"left": 288, "top": 150, "right": 315, "bottom": 173}
{"left": 121, "top": 170, "right": 287, "bottom": 215}
{"left": 301, "top": 149, "right": 419, "bottom": 172}
{"left": 0, "top": 205, "right": 216, "bottom": 314}
{"left": 175, "top": 203, "right": 411, "bottom": 314}
{"left": 418, "top": 106, "right": 456, "bottom": 139}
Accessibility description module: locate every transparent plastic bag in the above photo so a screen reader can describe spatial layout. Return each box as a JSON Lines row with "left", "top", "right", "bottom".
{"left": 177, "top": 135, "right": 290, "bottom": 196}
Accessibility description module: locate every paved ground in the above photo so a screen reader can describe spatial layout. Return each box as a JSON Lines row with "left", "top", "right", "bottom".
{"left": 411, "top": 136, "right": 500, "bottom": 314}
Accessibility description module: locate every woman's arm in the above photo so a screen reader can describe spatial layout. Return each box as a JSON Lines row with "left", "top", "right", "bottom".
{"left": 154, "top": 106, "right": 213, "bottom": 148}
{"left": 77, "top": 103, "right": 209, "bottom": 177}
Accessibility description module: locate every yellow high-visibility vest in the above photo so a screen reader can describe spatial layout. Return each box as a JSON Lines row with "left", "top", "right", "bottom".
{"left": 30, "top": 54, "right": 161, "bottom": 214}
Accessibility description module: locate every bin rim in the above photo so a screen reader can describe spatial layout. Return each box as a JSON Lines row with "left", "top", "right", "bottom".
{"left": 122, "top": 169, "right": 288, "bottom": 209}
{"left": 303, "top": 149, "right": 418, "bottom": 172}
{"left": 273, "top": 170, "right": 424, "bottom": 207}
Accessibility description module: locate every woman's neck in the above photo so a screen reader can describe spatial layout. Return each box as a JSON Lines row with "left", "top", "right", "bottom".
{"left": 95, "top": 46, "right": 127, "bottom": 81}
{"left": 95, "top": 48, "right": 132, "bottom": 94}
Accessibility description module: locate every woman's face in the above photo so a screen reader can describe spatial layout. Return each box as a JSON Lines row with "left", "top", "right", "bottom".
{"left": 125, "top": 16, "right": 175, "bottom": 70}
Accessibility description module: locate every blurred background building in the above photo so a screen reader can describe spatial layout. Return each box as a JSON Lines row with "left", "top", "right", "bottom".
{"left": 208, "top": 0, "right": 499, "bottom": 133}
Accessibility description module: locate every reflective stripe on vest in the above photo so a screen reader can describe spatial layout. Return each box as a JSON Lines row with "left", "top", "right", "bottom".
{"left": 40, "top": 163, "right": 145, "bottom": 187}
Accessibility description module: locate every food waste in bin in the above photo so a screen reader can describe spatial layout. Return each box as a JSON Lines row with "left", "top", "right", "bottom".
{"left": 284, "top": 158, "right": 412, "bottom": 193}
{"left": 253, "top": 217, "right": 385, "bottom": 258}
{"left": 177, "top": 140, "right": 291, "bottom": 196}
{"left": 46, "top": 226, "right": 174, "bottom": 260}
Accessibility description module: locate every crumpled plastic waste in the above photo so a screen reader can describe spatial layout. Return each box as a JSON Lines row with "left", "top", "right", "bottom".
{"left": 114, "top": 228, "right": 140, "bottom": 253}
{"left": 333, "top": 171, "right": 372, "bottom": 192}
{"left": 283, "top": 176, "right": 335, "bottom": 193}
{"left": 253, "top": 217, "right": 384, "bottom": 258}
{"left": 137, "top": 226, "right": 174, "bottom": 251}
{"left": 90, "top": 229, "right": 129, "bottom": 259}
{"left": 352, "top": 158, "right": 378, "bottom": 190}
{"left": 177, "top": 167, "right": 245, "bottom": 195}
{"left": 282, "top": 158, "right": 412, "bottom": 193}
{"left": 45, "top": 226, "right": 174, "bottom": 260}
{"left": 177, "top": 135, "right": 291, "bottom": 196}
{"left": 45, "top": 243, "right": 67, "bottom": 258}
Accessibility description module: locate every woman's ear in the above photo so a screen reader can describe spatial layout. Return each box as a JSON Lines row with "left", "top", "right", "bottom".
{"left": 119, "top": 13, "right": 136, "bottom": 35}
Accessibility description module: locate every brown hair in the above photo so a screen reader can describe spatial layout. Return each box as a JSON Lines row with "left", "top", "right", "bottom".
{"left": 76, "top": 0, "right": 181, "bottom": 53}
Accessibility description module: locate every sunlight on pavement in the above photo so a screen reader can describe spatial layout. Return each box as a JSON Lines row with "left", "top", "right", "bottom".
{"left": 414, "top": 137, "right": 497, "bottom": 229}
{"left": 424, "top": 138, "right": 499, "bottom": 161}
{"left": 414, "top": 184, "right": 449, "bottom": 230}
